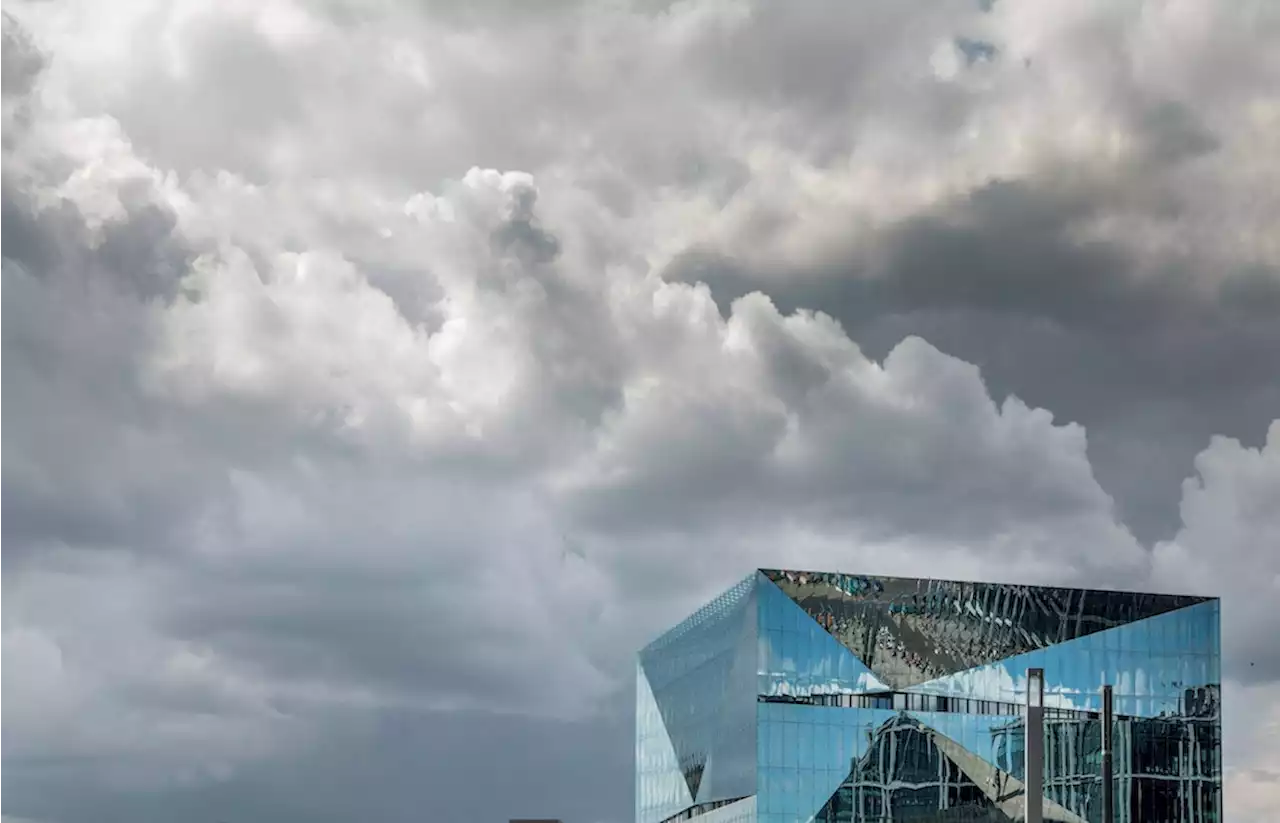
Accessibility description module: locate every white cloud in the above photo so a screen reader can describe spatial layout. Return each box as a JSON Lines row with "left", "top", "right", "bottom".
{"left": 1152, "top": 421, "right": 1280, "bottom": 679}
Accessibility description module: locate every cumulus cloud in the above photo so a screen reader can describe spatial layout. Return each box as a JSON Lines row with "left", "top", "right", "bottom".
{"left": 1152, "top": 423, "right": 1280, "bottom": 682}
{"left": 2, "top": 1, "right": 1277, "bottom": 822}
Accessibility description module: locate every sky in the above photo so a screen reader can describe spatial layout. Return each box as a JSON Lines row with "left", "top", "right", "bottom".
{"left": 1, "top": 0, "right": 1278, "bottom": 821}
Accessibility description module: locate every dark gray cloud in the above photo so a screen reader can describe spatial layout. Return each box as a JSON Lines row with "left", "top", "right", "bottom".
{"left": 669, "top": 176, "right": 1280, "bottom": 542}
{"left": 1, "top": 13, "right": 45, "bottom": 97}
{"left": 2, "top": 703, "right": 633, "bottom": 823}
{"left": 0, "top": 177, "right": 215, "bottom": 562}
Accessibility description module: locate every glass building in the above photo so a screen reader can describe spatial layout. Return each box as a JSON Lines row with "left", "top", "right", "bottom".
{"left": 636, "top": 569, "right": 1221, "bottom": 823}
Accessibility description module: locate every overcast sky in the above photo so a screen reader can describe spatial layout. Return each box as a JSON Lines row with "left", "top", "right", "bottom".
{"left": 2, "top": 1, "right": 1278, "bottom": 821}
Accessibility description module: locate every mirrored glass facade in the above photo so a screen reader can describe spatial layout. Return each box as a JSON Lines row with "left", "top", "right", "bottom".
{"left": 636, "top": 569, "right": 1221, "bottom": 823}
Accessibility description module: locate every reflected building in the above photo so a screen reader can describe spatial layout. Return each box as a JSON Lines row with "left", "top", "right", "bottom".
{"left": 636, "top": 570, "right": 1220, "bottom": 823}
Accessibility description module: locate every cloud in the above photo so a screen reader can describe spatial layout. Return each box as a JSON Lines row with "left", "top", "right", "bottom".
{"left": 2, "top": 37, "right": 1137, "bottom": 793}
{"left": 1222, "top": 681, "right": 1280, "bottom": 823}
{"left": 1152, "top": 422, "right": 1280, "bottom": 682}
{"left": 651, "top": 0, "right": 1280, "bottom": 544}
{"left": 2, "top": 1, "right": 1277, "bottom": 821}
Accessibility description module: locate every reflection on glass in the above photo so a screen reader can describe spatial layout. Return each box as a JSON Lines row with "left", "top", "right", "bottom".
{"left": 760, "top": 569, "right": 1210, "bottom": 692}
{"left": 758, "top": 572, "right": 890, "bottom": 698}
{"left": 637, "top": 570, "right": 1221, "bottom": 823}
{"left": 637, "top": 660, "right": 694, "bottom": 823}
{"left": 813, "top": 714, "right": 1019, "bottom": 823}
{"left": 638, "top": 573, "right": 758, "bottom": 820}
{"left": 986, "top": 696, "right": 1222, "bottom": 823}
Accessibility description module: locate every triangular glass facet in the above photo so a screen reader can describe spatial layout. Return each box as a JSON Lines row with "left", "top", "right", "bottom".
{"left": 809, "top": 713, "right": 1094, "bottom": 823}
{"left": 635, "top": 663, "right": 693, "bottom": 823}
{"left": 757, "top": 703, "right": 900, "bottom": 823}
{"left": 698, "top": 582, "right": 759, "bottom": 805}
{"left": 640, "top": 574, "right": 756, "bottom": 802}
{"left": 911, "top": 598, "right": 1220, "bottom": 718}
{"left": 758, "top": 572, "right": 891, "bottom": 698}
{"left": 760, "top": 568, "right": 1209, "bottom": 690}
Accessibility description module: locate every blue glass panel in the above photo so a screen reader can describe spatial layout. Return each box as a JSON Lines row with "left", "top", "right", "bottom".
{"left": 760, "top": 569, "right": 1209, "bottom": 690}
{"left": 756, "top": 703, "right": 899, "bottom": 823}
{"left": 901, "top": 710, "right": 1017, "bottom": 773}
{"left": 635, "top": 662, "right": 693, "bottom": 823}
{"left": 641, "top": 575, "right": 757, "bottom": 692}
{"left": 912, "top": 600, "right": 1220, "bottom": 718}
{"left": 758, "top": 574, "right": 889, "bottom": 698}
{"left": 640, "top": 573, "right": 757, "bottom": 801}
{"left": 699, "top": 583, "right": 759, "bottom": 805}
{"left": 811, "top": 712, "right": 1020, "bottom": 823}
